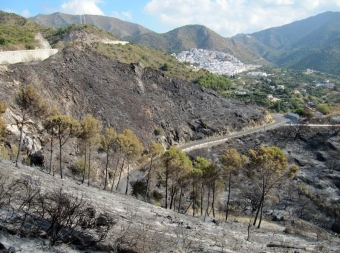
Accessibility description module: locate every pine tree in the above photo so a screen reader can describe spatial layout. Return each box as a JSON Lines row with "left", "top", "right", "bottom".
{"left": 100, "top": 127, "right": 117, "bottom": 190}
{"left": 145, "top": 141, "right": 164, "bottom": 200}
{"left": 79, "top": 114, "right": 102, "bottom": 186}
{"left": 247, "top": 146, "right": 299, "bottom": 228}
{"left": 220, "top": 148, "right": 247, "bottom": 221}
{"left": 14, "top": 84, "right": 47, "bottom": 167}
{"left": 48, "top": 114, "right": 80, "bottom": 178}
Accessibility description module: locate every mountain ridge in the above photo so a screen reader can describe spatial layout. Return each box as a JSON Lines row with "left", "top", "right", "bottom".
{"left": 29, "top": 11, "right": 340, "bottom": 75}
{"left": 31, "top": 12, "right": 152, "bottom": 38}
{"left": 235, "top": 11, "right": 340, "bottom": 74}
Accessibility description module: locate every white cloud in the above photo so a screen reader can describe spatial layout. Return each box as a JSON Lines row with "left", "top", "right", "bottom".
{"left": 112, "top": 11, "right": 133, "bottom": 21}
{"left": 21, "top": 10, "right": 31, "bottom": 17}
{"left": 61, "top": 0, "right": 104, "bottom": 15}
{"left": 144, "top": 0, "right": 340, "bottom": 37}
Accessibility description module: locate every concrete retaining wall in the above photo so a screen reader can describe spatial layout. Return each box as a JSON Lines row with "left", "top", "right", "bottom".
{"left": 0, "top": 49, "right": 58, "bottom": 65}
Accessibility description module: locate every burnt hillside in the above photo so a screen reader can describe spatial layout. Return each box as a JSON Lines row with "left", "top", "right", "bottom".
{"left": 0, "top": 45, "right": 269, "bottom": 146}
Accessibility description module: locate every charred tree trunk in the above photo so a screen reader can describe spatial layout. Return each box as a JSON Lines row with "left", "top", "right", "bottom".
{"left": 226, "top": 172, "right": 232, "bottom": 221}
{"left": 87, "top": 147, "right": 91, "bottom": 187}
{"left": 165, "top": 169, "right": 169, "bottom": 209}
{"left": 110, "top": 157, "right": 121, "bottom": 192}
{"left": 49, "top": 134, "right": 54, "bottom": 174}
{"left": 125, "top": 163, "right": 130, "bottom": 195}
{"left": 15, "top": 121, "right": 24, "bottom": 167}
{"left": 81, "top": 147, "right": 87, "bottom": 184}
{"left": 178, "top": 185, "right": 183, "bottom": 213}
{"left": 145, "top": 157, "right": 154, "bottom": 200}
{"left": 116, "top": 158, "right": 125, "bottom": 191}
{"left": 58, "top": 136, "right": 63, "bottom": 179}
{"left": 103, "top": 147, "right": 110, "bottom": 190}
{"left": 253, "top": 192, "right": 264, "bottom": 226}
{"left": 212, "top": 183, "right": 216, "bottom": 218}
{"left": 201, "top": 182, "right": 204, "bottom": 216}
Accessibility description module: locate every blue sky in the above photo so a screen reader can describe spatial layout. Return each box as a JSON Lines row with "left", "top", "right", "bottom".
{"left": 1, "top": 0, "right": 340, "bottom": 37}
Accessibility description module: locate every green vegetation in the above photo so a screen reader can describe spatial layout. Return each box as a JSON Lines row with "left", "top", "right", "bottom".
{"left": 194, "top": 73, "right": 232, "bottom": 93}
{"left": 0, "top": 11, "right": 50, "bottom": 50}
{"left": 248, "top": 146, "right": 299, "bottom": 228}
{"left": 228, "top": 67, "right": 340, "bottom": 115}
{"left": 316, "top": 104, "right": 331, "bottom": 114}
{"left": 95, "top": 42, "right": 207, "bottom": 82}
{"left": 44, "top": 24, "right": 119, "bottom": 48}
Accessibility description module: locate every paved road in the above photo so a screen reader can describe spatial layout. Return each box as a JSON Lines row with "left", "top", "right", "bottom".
{"left": 180, "top": 114, "right": 292, "bottom": 152}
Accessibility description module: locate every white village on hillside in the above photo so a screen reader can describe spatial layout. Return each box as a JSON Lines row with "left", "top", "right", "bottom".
{"left": 173, "top": 48, "right": 261, "bottom": 76}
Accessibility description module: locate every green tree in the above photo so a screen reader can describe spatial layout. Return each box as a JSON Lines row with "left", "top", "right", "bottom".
{"left": 0, "top": 37, "right": 8, "bottom": 46}
{"left": 161, "top": 62, "right": 170, "bottom": 71}
{"left": 116, "top": 129, "right": 143, "bottom": 194}
{"left": 247, "top": 146, "right": 299, "bottom": 228}
{"left": 48, "top": 114, "right": 81, "bottom": 178}
{"left": 145, "top": 141, "right": 164, "bottom": 200}
{"left": 100, "top": 127, "right": 117, "bottom": 190}
{"left": 195, "top": 73, "right": 232, "bottom": 93}
{"left": 14, "top": 84, "right": 47, "bottom": 167}
{"left": 316, "top": 104, "right": 331, "bottom": 114}
{"left": 220, "top": 148, "right": 247, "bottom": 221}
{"left": 79, "top": 114, "right": 102, "bottom": 186}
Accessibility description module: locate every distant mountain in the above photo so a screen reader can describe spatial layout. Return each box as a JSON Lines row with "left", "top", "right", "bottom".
{"left": 235, "top": 11, "right": 340, "bottom": 75}
{"left": 19, "top": 10, "right": 340, "bottom": 75}
{"left": 31, "top": 13, "right": 265, "bottom": 63}
{"left": 126, "top": 25, "right": 265, "bottom": 63}
{"left": 30, "top": 12, "right": 152, "bottom": 38}
{"left": 248, "top": 11, "right": 340, "bottom": 49}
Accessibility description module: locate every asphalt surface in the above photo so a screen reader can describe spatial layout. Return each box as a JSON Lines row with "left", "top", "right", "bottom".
{"left": 180, "top": 114, "right": 292, "bottom": 152}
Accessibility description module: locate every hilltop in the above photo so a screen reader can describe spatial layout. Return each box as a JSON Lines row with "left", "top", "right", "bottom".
{"left": 125, "top": 25, "right": 265, "bottom": 64}
{"left": 236, "top": 11, "right": 340, "bottom": 75}
{"left": 29, "top": 11, "right": 340, "bottom": 75}
{"left": 31, "top": 12, "right": 152, "bottom": 38}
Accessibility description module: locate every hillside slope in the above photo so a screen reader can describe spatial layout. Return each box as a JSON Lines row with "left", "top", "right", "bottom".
{"left": 31, "top": 12, "right": 152, "bottom": 38}
{"left": 1, "top": 159, "right": 339, "bottom": 252}
{"left": 235, "top": 11, "right": 340, "bottom": 74}
{"left": 0, "top": 10, "right": 49, "bottom": 50}
{"left": 30, "top": 12, "right": 266, "bottom": 64}
{"left": 247, "top": 11, "right": 340, "bottom": 50}
{"left": 0, "top": 44, "right": 269, "bottom": 147}
{"left": 126, "top": 25, "right": 265, "bottom": 63}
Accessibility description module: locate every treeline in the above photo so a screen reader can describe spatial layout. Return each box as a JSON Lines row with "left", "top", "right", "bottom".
{"left": 0, "top": 84, "right": 144, "bottom": 194}
{"left": 0, "top": 84, "right": 299, "bottom": 229}
{"left": 136, "top": 146, "right": 298, "bottom": 228}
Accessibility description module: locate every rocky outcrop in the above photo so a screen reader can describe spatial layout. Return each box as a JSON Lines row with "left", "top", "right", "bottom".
{"left": 0, "top": 45, "right": 268, "bottom": 146}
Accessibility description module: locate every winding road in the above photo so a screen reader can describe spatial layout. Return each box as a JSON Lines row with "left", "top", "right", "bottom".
{"left": 180, "top": 114, "right": 292, "bottom": 152}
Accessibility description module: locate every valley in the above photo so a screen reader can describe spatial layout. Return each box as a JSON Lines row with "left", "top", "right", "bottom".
{"left": 0, "top": 9, "right": 339, "bottom": 253}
